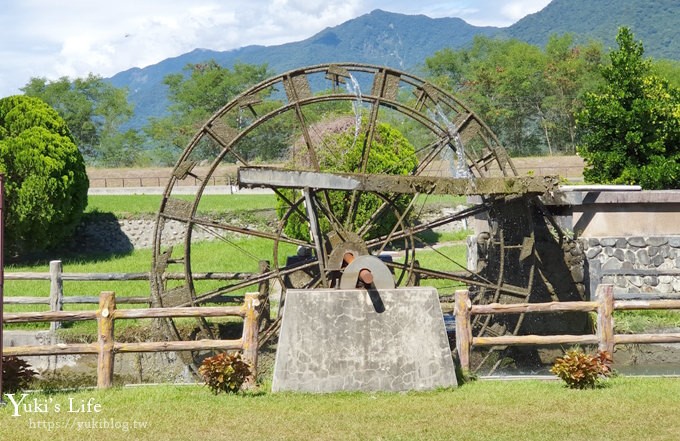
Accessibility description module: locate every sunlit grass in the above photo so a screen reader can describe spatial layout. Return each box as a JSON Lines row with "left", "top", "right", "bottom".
{"left": 614, "top": 310, "right": 680, "bottom": 333}
{"left": 1, "top": 377, "right": 679, "bottom": 441}
{"left": 86, "top": 194, "right": 277, "bottom": 216}
{"left": 3, "top": 237, "right": 296, "bottom": 334}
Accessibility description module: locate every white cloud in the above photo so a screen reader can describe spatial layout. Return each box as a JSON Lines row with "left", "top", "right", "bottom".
{"left": 501, "top": 0, "right": 551, "bottom": 21}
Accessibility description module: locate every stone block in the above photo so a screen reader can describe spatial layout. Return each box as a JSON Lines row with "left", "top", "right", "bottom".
{"left": 672, "top": 279, "right": 680, "bottom": 292}
{"left": 615, "top": 275, "right": 627, "bottom": 288}
{"left": 602, "top": 258, "right": 622, "bottom": 271}
{"left": 272, "top": 287, "right": 457, "bottom": 393}
{"left": 570, "top": 266, "right": 585, "bottom": 283}
{"left": 659, "top": 276, "right": 673, "bottom": 285}
{"left": 646, "top": 237, "right": 668, "bottom": 247}
{"left": 585, "top": 246, "right": 602, "bottom": 259}
{"left": 636, "top": 249, "right": 651, "bottom": 265}
{"left": 627, "top": 237, "right": 646, "bottom": 247}
{"left": 658, "top": 283, "right": 673, "bottom": 294}
{"left": 600, "top": 237, "right": 618, "bottom": 247}
{"left": 668, "top": 237, "right": 680, "bottom": 248}
{"left": 651, "top": 254, "right": 665, "bottom": 267}
{"left": 648, "top": 246, "right": 660, "bottom": 257}
{"left": 643, "top": 276, "right": 659, "bottom": 287}
{"left": 613, "top": 249, "right": 625, "bottom": 261}
{"left": 624, "top": 250, "right": 636, "bottom": 263}
{"left": 629, "top": 276, "right": 644, "bottom": 288}
{"left": 587, "top": 238, "right": 600, "bottom": 247}
{"left": 660, "top": 245, "right": 671, "bottom": 259}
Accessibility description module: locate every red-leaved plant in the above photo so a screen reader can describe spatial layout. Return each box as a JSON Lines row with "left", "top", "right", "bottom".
{"left": 550, "top": 349, "right": 613, "bottom": 389}
{"left": 2, "top": 356, "right": 37, "bottom": 393}
{"left": 198, "top": 352, "right": 251, "bottom": 394}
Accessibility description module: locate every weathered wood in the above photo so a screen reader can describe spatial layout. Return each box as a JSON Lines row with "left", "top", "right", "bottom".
{"left": 3, "top": 343, "right": 98, "bottom": 356}
{"left": 3, "top": 273, "right": 54, "bottom": 280}
{"left": 3, "top": 297, "right": 51, "bottom": 304}
{"left": 3, "top": 271, "right": 251, "bottom": 281}
{"left": 596, "top": 284, "right": 615, "bottom": 355}
{"left": 615, "top": 333, "right": 680, "bottom": 345}
{"left": 3, "top": 272, "right": 148, "bottom": 281}
{"left": 3, "top": 296, "right": 150, "bottom": 305}
{"left": 4, "top": 303, "right": 246, "bottom": 322}
{"left": 614, "top": 299, "right": 680, "bottom": 311}
{"left": 167, "top": 272, "right": 254, "bottom": 281}
{"left": 3, "top": 310, "right": 98, "bottom": 323}
{"left": 473, "top": 334, "right": 599, "bottom": 347}
{"left": 97, "top": 291, "right": 116, "bottom": 389}
{"left": 114, "top": 339, "right": 243, "bottom": 353}
{"left": 49, "top": 260, "right": 64, "bottom": 331}
{"left": 3, "top": 339, "right": 249, "bottom": 356}
{"left": 471, "top": 301, "right": 598, "bottom": 315}
{"left": 113, "top": 305, "right": 244, "bottom": 320}
{"left": 454, "top": 290, "right": 472, "bottom": 373}
{"left": 238, "top": 166, "right": 559, "bottom": 196}
{"left": 4, "top": 294, "right": 243, "bottom": 305}
{"left": 241, "top": 292, "right": 261, "bottom": 386}
{"left": 62, "top": 296, "right": 150, "bottom": 304}
{"left": 4, "top": 290, "right": 257, "bottom": 387}
{"left": 258, "top": 260, "right": 271, "bottom": 324}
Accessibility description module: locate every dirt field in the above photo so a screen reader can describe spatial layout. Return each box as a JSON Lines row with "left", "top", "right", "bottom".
{"left": 86, "top": 156, "right": 585, "bottom": 188}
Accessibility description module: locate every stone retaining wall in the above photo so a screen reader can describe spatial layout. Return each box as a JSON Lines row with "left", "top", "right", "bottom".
{"left": 71, "top": 218, "right": 219, "bottom": 254}
{"left": 581, "top": 236, "right": 680, "bottom": 294}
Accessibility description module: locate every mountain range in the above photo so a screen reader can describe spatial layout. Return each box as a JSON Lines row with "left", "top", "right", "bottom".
{"left": 109, "top": 0, "right": 680, "bottom": 129}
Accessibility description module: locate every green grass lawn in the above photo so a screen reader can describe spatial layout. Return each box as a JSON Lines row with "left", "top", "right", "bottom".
{"left": 1, "top": 377, "right": 679, "bottom": 441}
{"left": 86, "top": 194, "right": 278, "bottom": 216}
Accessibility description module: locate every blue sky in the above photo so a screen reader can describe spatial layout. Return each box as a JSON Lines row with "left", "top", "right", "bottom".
{"left": 0, "top": 0, "right": 551, "bottom": 97}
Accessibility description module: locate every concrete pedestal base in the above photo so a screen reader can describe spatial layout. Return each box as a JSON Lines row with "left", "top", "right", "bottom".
{"left": 272, "top": 287, "right": 457, "bottom": 393}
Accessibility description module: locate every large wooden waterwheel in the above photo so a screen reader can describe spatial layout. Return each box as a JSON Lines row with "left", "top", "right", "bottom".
{"left": 150, "top": 63, "right": 584, "bottom": 374}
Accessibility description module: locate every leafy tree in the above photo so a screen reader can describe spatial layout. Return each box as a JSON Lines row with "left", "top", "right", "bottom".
{"left": 652, "top": 59, "right": 680, "bottom": 89}
{"left": 22, "top": 74, "right": 136, "bottom": 165}
{"left": 278, "top": 119, "right": 417, "bottom": 241}
{"left": 425, "top": 34, "right": 603, "bottom": 156}
{"left": 540, "top": 35, "right": 604, "bottom": 154}
{"left": 577, "top": 27, "right": 680, "bottom": 188}
{"left": 427, "top": 36, "right": 548, "bottom": 155}
{"left": 145, "top": 61, "right": 275, "bottom": 162}
{"left": 0, "top": 96, "right": 89, "bottom": 256}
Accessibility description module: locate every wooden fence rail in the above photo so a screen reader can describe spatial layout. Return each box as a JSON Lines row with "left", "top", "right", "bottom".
{"left": 2, "top": 291, "right": 262, "bottom": 388}
{"left": 454, "top": 284, "right": 680, "bottom": 373}
{"left": 3, "top": 259, "right": 267, "bottom": 330}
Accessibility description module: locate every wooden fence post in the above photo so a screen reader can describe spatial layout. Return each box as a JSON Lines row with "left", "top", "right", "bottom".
{"left": 49, "top": 260, "right": 63, "bottom": 331}
{"left": 258, "top": 260, "right": 271, "bottom": 325}
{"left": 454, "top": 289, "right": 472, "bottom": 374}
{"left": 97, "top": 291, "right": 116, "bottom": 389}
{"left": 596, "top": 284, "right": 615, "bottom": 356}
{"left": 241, "top": 292, "right": 260, "bottom": 386}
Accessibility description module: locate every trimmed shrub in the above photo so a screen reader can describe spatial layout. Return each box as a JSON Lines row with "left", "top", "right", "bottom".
{"left": 0, "top": 95, "right": 89, "bottom": 256}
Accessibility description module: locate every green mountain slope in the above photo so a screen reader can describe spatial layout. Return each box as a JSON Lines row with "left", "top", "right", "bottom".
{"left": 110, "top": 10, "right": 498, "bottom": 129}
{"left": 506, "top": 0, "right": 680, "bottom": 59}
{"left": 110, "top": 2, "right": 680, "bottom": 130}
